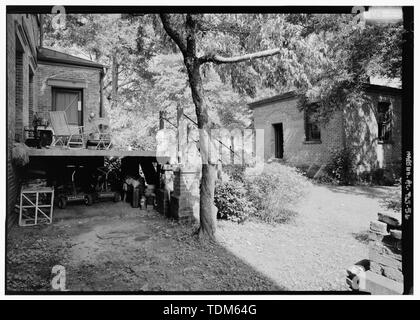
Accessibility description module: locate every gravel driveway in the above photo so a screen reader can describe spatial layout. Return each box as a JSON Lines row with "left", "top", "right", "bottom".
{"left": 217, "top": 184, "right": 398, "bottom": 291}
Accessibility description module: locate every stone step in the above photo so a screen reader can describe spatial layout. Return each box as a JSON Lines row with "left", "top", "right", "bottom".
{"left": 378, "top": 212, "right": 401, "bottom": 229}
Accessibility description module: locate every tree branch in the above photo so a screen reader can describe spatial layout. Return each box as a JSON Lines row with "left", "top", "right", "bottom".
{"left": 198, "top": 48, "right": 282, "bottom": 65}
{"left": 159, "top": 14, "right": 187, "bottom": 55}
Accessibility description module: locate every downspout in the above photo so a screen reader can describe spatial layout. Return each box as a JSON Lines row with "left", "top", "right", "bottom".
{"left": 99, "top": 68, "right": 104, "bottom": 117}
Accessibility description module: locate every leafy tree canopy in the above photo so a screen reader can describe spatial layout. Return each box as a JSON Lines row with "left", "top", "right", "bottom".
{"left": 43, "top": 13, "right": 403, "bottom": 140}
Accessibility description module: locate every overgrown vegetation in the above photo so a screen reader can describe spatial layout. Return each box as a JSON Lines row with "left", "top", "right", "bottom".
{"left": 323, "top": 147, "right": 358, "bottom": 185}
{"left": 214, "top": 180, "right": 255, "bottom": 223}
{"left": 215, "top": 163, "right": 310, "bottom": 224}
{"left": 245, "top": 163, "right": 310, "bottom": 223}
{"left": 318, "top": 147, "right": 400, "bottom": 186}
{"left": 380, "top": 184, "right": 402, "bottom": 213}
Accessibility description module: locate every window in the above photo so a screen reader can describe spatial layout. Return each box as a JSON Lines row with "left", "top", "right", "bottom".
{"left": 378, "top": 102, "right": 392, "bottom": 143}
{"left": 304, "top": 104, "right": 321, "bottom": 142}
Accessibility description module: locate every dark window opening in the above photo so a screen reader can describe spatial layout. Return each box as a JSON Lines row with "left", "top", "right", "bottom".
{"left": 52, "top": 88, "right": 83, "bottom": 126}
{"left": 273, "top": 123, "right": 283, "bottom": 159}
{"left": 305, "top": 104, "right": 321, "bottom": 142}
{"left": 378, "top": 101, "right": 392, "bottom": 143}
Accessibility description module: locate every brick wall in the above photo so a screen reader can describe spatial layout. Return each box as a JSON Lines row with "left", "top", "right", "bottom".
{"left": 15, "top": 52, "right": 24, "bottom": 141}
{"left": 252, "top": 90, "right": 401, "bottom": 176}
{"left": 7, "top": 15, "right": 18, "bottom": 221}
{"left": 6, "top": 14, "right": 40, "bottom": 222}
{"left": 35, "top": 63, "right": 102, "bottom": 125}
{"left": 252, "top": 96, "right": 344, "bottom": 166}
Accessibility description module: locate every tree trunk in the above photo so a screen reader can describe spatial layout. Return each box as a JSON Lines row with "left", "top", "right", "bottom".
{"left": 185, "top": 57, "right": 217, "bottom": 241}
{"left": 111, "top": 52, "right": 119, "bottom": 109}
{"left": 160, "top": 13, "right": 218, "bottom": 240}
{"left": 198, "top": 162, "right": 217, "bottom": 240}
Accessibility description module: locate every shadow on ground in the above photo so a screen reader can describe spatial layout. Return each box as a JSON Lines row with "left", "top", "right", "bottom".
{"left": 325, "top": 185, "right": 399, "bottom": 200}
{"left": 351, "top": 230, "right": 371, "bottom": 245}
{"left": 6, "top": 202, "right": 284, "bottom": 292}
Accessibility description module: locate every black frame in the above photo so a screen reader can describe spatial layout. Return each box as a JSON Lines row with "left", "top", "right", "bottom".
{"left": 273, "top": 123, "right": 283, "bottom": 159}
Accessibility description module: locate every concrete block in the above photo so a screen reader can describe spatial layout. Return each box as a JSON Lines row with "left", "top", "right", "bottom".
{"left": 390, "top": 229, "right": 402, "bottom": 240}
{"left": 370, "top": 220, "right": 388, "bottom": 235}
{"left": 346, "top": 275, "right": 361, "bottom": 290}
{"left": 369, "top": 249, "right": 402, "bottom": 269}
{"left": 369, "top": 233, "right": 401, "bottom": 251}
{"left": 369, "top": 238, "right": 402, "bottom": 257}
{"left": 369, "top": 261, "right": 383, "bottom": 275}
{"left": 382, "top": 266, "right": 404, "bottom": 282}
{"left": 378, "top": 212, "right": 401, "bottom": 228}
{"left": 369, "top": 241, "right": 402, "bottom": 260}
{"left": 346, "top": 264, "right": 365, "bottom": 278}
{"left": 361, "top": 271, "right": 403, "bottom": 295}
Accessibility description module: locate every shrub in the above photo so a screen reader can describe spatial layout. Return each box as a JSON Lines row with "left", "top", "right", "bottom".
{"left": 243, "top": 163, "right": 310, "bottom": 223}
{"left": 214, "top": 179, "right": 255, "bottom": 223}
{"left": 222, "top": 164, "right": 246, "bottom": 183}
{"left": 370, "top": 168, "right": 400, "bottom": 186}
{"left": 324, "top": 147, "right": 357, "bottom": 185}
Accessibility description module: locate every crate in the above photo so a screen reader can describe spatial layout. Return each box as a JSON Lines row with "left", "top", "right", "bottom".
{"left": 19, "top": 187, "right": 54, "bottom": 227}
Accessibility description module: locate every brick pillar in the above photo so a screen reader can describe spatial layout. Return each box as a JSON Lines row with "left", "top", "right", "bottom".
{"left": 368, "top": 213, "right": 403, "bottom": 284}
{"left": 170, "top": 167, "right": 200, "bottom": 222}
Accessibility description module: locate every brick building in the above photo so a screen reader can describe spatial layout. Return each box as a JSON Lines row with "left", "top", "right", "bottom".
{"left": 6, "top": 13, "right": 106, "bottom": 223}
{"left": 249, "top": 85, "right": 402, "bottom": 178}
{"left": 6, "top": 13, "right": 183, "bottom": 227}
{"left": 7, "top": 14, "right": 41, "bottom": 221}
{"left": 36, "top": 47, "right": 105, "bottom": 125}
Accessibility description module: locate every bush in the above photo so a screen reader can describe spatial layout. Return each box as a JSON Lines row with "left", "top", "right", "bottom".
{"left": 214, "top": 179, "right": 255, "bottom": 223}
{"left": 324, "top": 147, "right": 357, "bottom": 185}
{"left": 369, "top": 168, "right": 400, "bottom": 186}
{"left": 243, "top": 163, "right": 310, "bottom": 223}
{"left": 222, "top": 164, "right": 246, "bottom": 183}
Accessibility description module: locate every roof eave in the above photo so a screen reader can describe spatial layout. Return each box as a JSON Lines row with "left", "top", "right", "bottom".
{"left": 248, "top": 91, "right": 298, "bottom": 109}
{"left": 38, "top": 57, "right": 105, "bottom": 70}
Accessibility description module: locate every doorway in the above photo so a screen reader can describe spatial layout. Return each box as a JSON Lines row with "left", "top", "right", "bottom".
{"left": 273, "top": 123, "right": 283, "bottom": 159}
{"left": 52, "top": 88, "right": 83, "bottom": 126}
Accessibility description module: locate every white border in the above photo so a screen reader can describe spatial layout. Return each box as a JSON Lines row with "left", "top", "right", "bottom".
{"left": 0, "top": 0, "right": 418, "bottom": 300}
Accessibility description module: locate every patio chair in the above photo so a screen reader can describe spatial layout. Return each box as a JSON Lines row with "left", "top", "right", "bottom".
{"left": 87, "top": 117, "right": 112, "bottom": 150}
{"left": 49, "top": 111, "right": 85, "bottom": 149}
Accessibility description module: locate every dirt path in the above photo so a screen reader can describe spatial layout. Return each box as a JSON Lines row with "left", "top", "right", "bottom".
{"left": 6, "top": 203, "right": 282, "bottom": 292}
{"left": 217, "top": 184, "right": 397, "bottom": 291}
{"left": 6, "top": 185, "right": 396, "bottom": 292}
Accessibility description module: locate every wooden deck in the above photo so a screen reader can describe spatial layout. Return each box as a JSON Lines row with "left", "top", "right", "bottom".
{"left": 27, "top": 147, "right": 162, "bottom": 158}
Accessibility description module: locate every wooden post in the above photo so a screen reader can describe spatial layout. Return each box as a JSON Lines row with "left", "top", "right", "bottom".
{"left": 176, "top": 105, "right": 185, "bottom": 164}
